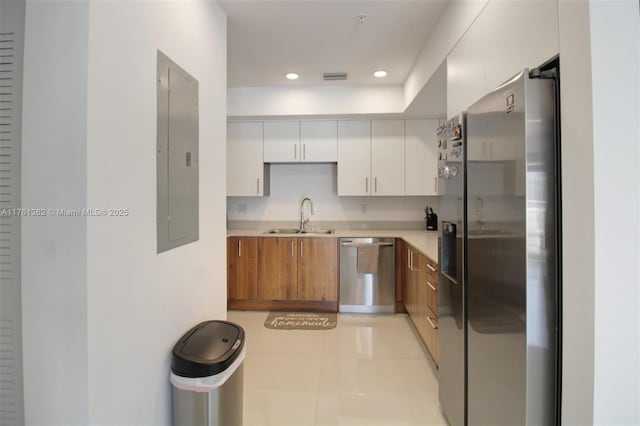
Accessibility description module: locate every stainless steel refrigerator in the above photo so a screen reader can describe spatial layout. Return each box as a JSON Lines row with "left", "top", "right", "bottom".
{"left": 438, "top": 66, "right": 560, "bottom": 426}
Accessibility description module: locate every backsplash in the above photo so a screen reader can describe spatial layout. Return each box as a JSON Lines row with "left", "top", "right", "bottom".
{"left": 227, "top": 163, "right": 438, "bottom": 223}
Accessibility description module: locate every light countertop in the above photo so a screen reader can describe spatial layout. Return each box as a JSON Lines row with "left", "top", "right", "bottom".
{"left": 227, "top": 228, "right": 439, "bottom": 264}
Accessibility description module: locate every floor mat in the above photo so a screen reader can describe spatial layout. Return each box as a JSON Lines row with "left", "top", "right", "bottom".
{"left": 264, "top": 312, "right": 337, "bottom": 330}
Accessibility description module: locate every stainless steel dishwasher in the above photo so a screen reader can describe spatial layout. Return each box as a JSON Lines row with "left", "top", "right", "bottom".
{"left": 339, "top": 238, "right": 396, "bottom": 313}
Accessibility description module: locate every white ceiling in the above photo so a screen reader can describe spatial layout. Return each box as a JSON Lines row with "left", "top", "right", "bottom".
{"left": 221, "top": 0, "right": 449, "bottom": 88}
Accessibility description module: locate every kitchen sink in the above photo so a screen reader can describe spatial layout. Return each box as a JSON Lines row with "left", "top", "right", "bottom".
{"left": 264, "top": 228, "right": 335, "bottom": 235}
{"left": 264, "top": 228, "right": 301, "bottom": 234}
{"left": 300, "top": 229, "right": 335, "bottom": 234}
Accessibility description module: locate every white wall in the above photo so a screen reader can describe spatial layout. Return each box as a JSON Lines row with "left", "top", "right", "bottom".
{"left": 21, "top": 1, "right": 90, "bottom": 424}
{"left": 589, "top": 1, "right": 639, "bottom": 423}
{"left": 85, "top": 1, "right": 227, "bottom": 425}
{"left": 228, "top": 84, "right": 404, "bottom": 117}
{"left": 227, "top": 164, "right": 435, "bottom": 223}
{"left": 21, "top": 1, "right": 228, "bottom": 425}
{"left": 558, "top": 0, "right": 640, "bottom": 424}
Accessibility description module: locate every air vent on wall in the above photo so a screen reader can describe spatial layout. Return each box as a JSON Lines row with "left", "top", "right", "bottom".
{"left": 323, "top": 72, "right": 348, "bottom": 81}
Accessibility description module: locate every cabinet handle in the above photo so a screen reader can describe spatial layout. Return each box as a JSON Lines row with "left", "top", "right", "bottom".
{"left": 291, "top": 240, "right": 295, "bottom": 257}
{"left": 365, "top": 177, "right": 369, "bottom": 194}
{"left": 427, "top": 281, "right": 436, "bottom": 291}
{"left": 408, "top": 249, "right": 412, "bottom": 270}
{"left": 300, "top": 240, "right": 303, "bottom": 257}
{"left": 257, "top": 177, "right": 260, "bottom": 195}
{"left": 427, "top": 317, "right": 438, "bottom": 329}
{"left": 427, "top": 264, "right": 436, "bottom": 272}
{"left": 294, "top": 144, "right": 297, "bottom": 160}
{"left": 238, "top": 240, "right": 242, "bottom": 257}
{"left": 434, "top": 177, "right": 438, "bottom": 193}
{"left": 374, "top": 177, "right": 378, "bottom": 193}
{"left": 303, "top": 144, "right": 306, "bottom": 160}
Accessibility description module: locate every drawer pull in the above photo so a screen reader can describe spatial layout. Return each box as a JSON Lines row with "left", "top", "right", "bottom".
{"left": 427, "top": 264, "right": 436, "bottom": 272}
{"left": 427, "top": 281, "right": 436, "bottom": 291}
{"left": 427, "top": 317, "right": 438, "bottom": 329}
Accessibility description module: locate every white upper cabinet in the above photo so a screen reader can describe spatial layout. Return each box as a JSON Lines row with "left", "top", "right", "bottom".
{"left": 447, "top": 15, "right": 488, "bottom": 118}
{"left": 371, "top": 120, "right": 405, "bottom": 196}
{"left": 337, "top": 120, "right": 371, "bottom": 196}
{"left": 227, "top": 122, "right": 266, "bottom": 196}
{"left": 263, "top": 121, "right": 337, "bottom": 163}
{"left": 300, "top": 121, "right": 338, "bottom": 162}
{"left": 263, "top": 121, "right": 300, "bottom": 162}
{"left": 447, "top": 0, "right": 559, "bottom": 118}
{"left": 405, "top": 119, "right": 440, "bottom": 196}
{"left": 483, "top": 0, "right": 559, "bottom": 91}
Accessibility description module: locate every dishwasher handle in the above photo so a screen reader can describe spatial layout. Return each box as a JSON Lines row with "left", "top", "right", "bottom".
{"left": 340, "top": 242, "right": 394, "bottom": 248}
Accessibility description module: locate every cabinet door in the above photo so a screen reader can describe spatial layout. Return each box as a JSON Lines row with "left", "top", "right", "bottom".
{"left": 396, "top": 239, "right": 407, "bottom": 304}
{"left": 425, "top": 260, "right": 439, "bottom": 316}
{"left": 405, "top": 247, "right": 418, "bottom": 317}
{"left": 227, "top": 122, "right": 265, "bottom": 196}
{"left": 227, "top": 237, "right": 258, "bottom": 299}
{"left": 337, "top": 120, "right": 371, "bottom": 196}
{"left": 446, "top": 14, "right": 488, "bottom": 119}
{"left": 405, "top": 119, "right": 440, "bottom": 196}
{"left": 483, "top": 0, "right": 558, "bottom": 92}
{"left": 301, "top": 121, "right": 337, "bottom": 162}
{"left": 371, "top": 120, "right": 405, "bottom": 195}
{"left": 297, "top": 238, "right": 338, "bottom": 302}
{"left": 257, "top": 237, "right": 298, "bottom": 300}
{"left": 264, "top": 121, "right": 300, "bottom": 162}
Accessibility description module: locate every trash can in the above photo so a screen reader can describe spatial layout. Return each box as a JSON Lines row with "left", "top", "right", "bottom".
{"left": 170, "top": 320, "right": 246, "bottom": 426}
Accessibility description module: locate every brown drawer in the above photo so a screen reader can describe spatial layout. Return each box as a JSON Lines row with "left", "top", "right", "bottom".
{"left": 424, "top": 313, "right": 439, "bottom": 365}
{"left": 425, "top": 257, "right": 439, "bottom": 282}
{"left": 412, "top": 312, "right": 439, "bottom": 366}
{"left": 426, "top": 277, "right": 438, "bottom": 317}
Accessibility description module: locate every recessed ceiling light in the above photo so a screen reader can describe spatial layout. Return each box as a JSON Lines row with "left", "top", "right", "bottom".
{"left": 286, "top": 73, "right": 299, "bottom": 80}
{"left": 374, "top": 70, "right": 387, "bottom": 78}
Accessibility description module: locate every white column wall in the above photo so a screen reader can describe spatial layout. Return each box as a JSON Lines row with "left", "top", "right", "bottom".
{"left": 21, "top": 1, "right": 90, "bottom": 424}
{"left": 85, "top": 1, "right": 228, "bottom": 424}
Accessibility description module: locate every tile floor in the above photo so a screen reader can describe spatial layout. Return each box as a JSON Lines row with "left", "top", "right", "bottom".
{"left": 227, "top": 311, "right": 448, "bottom": 426}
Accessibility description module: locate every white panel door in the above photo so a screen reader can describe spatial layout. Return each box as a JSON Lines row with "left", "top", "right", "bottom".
{"left": 405, "top": 119, "right": 440, "bottom": 195}
{"left": 227, "top": 122, "right": 265, "bottom": 196}
{"left": 300, "top": 121, "right": 337, "bottom": 162}
{"left": 263, "top": 121, "right": 300, "bottom": 162}
{"left": 371, "top": 120, "right": 405, "bottom": 196}
{"left": 446, "top": 15, "right": 488, "bottom": 118}
{"left": 483, "top": 0, "right": 559, "bottom": 91}
{"left": 337, "top": 120, "right": 371, "bottom": 196}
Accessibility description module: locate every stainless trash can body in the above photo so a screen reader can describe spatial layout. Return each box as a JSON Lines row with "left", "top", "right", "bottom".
{"left": 170, "top": 320, "right": 245, "bottom": 426}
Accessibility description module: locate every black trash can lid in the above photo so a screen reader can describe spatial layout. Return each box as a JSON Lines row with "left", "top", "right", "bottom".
{"left": 171, "top": 320, "right": 245, "bottom": 378}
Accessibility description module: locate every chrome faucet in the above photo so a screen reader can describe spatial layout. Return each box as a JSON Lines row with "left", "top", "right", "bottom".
{"left": 300, "top": 197, "right": 315, "bottom": 232}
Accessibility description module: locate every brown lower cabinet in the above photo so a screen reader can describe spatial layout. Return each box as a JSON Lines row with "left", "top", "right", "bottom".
{"left": 297, "top": 238, "right": 338, "bottom": 301}
{"left": 257, "top": 237, "right": 298, "bottom": 300}
{"left": 403, "top": 244, "right": 439, "bottom": 366}
{"left": 227, "top": 237, "right": 258, "bottom": 300}
{"left": 228, "top": 236, "right": 338, "bottom": 312}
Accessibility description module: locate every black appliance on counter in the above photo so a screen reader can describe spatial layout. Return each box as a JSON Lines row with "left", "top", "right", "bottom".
{"left": 425, "top": 206, "right": 438, "bottom": 230}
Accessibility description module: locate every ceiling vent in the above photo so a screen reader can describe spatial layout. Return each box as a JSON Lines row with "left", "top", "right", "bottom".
{"left": 323, "top": 72, "right": 348, "bottom": 81}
